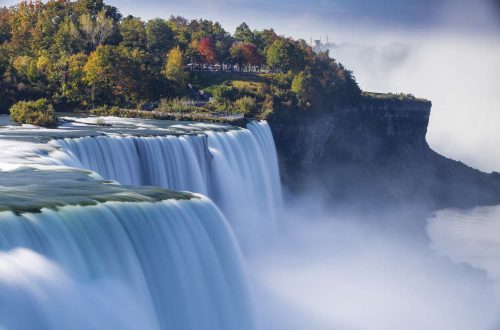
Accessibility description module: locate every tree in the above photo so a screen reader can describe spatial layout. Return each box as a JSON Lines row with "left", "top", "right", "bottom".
{"left": 163, "top": 46, "right": 187, "bottom": 86}
{"left": 83, "top": 45, "right": 112, "bottom": 106}
{"left": 120, "top": 16, "right": 146, "bottom": 49}
{"left": 266, "top": 38, "right": 304, "bottom": 72}
{"left": 197, "top": 37, "right": 216, "bottom": 64}
{"left": 240, "top": 42, "right": 262, "bottom": 66}
{"left": 234, "top": 22, "right": 254, "bottom": 43}
{"left": 146, "top": 18, "right": 173, "bottom": 54}
{"left": 253, "top": 28, "right": 277, "bottom": 52}
{"left": 75, "top": 0, "right": 105, "bottom": 17}
{"left": 79, "top": 10, "right": 115, "bottom": 50}
{"left": 229, "top": 43, "right": 244, "bottom": 66}
{"left": 54, "top": 17, "right": 85, "bottom": 55}
{"left": 0, "top": 8, "right": 12, "bottom": 44}
{"left": 12, "top": 55, "right": 37, "bottom": 82}
{"left": 57, "top": 53, "right": 89, "bottom": 106}
{"left": 291, "top": 70, "right": 313, "bottom": 106}
{"left": 230, "top": 42, "right": 262, "bottom": 66}
{"left": 84, "top": 45, "right": 148, "bottom": 106}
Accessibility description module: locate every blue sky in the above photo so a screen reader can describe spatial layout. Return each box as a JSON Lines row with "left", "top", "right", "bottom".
{"left": 99, "top": 0, "right": 499, "bottom": 40}
{"left": 0, "top": 0, "right": 498, "bottom": 39}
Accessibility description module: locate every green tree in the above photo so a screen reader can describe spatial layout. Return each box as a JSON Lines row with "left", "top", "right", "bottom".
{"left": 54, "top": 17, "right": 85, "bottom": 55}
{"left": 291, "top": 70, "right": 313, "bottom": 106}
{"left": 266, "top": 38, "right": 304, "bottom": 73}
{"left": 234, "top": 22, "right": 254, "bottom": 43}
{"left": 120, "top": 16, "right": 146, "bottom": 49}
{"left": 146, "top": 18, "right": 173, "bottom": 55}
{"left": 253, "top": 28, "right": 277, "bottom": 53}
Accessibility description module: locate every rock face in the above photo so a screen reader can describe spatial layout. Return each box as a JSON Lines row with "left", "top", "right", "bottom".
{"left": 268, "top": 98, "right": 500, "bottom": 210}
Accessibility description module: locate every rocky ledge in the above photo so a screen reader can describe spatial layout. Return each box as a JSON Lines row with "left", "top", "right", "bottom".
{"left": 268, "top": 96, "right": 500, "bottom": 211}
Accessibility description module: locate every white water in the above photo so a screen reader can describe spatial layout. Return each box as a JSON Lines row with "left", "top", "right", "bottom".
{"left": 1, "top": 116, "right": 500, "bottom": 329}
{"left": 51, "top": 121, "right": 282, "bottom": 247}
{"left": 0, "top": 197, "right": 254, "bottom": 330}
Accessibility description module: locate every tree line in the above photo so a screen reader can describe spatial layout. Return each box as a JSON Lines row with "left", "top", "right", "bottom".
{"left": 0, "top": 0, "right": 361, "bottom": 115}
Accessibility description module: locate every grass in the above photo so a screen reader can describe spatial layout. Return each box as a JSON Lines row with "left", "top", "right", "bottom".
{"left": 191, "top": 71, "right": 266, "bottom": 89}
{"left": 362, "top": 91, "right": 430, "bottom": 103}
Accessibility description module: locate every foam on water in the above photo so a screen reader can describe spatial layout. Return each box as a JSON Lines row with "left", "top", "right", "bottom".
{"left": 0, "top": 198, "right": 254, "bottom": 330}
{"left": 51, "top": 121, "right": 282, "bottom": 246}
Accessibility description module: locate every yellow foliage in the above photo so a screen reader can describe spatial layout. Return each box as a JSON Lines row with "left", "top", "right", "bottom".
{"left": 163, "top": 46, "right": 187, "bottom": 83}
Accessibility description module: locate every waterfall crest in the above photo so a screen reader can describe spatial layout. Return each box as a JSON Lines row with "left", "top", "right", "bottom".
{"left": 0, "top": 198, "right": 254, "bottom": 330}
{"left": 52, "top": 121, "right": 282, "bottom": 246}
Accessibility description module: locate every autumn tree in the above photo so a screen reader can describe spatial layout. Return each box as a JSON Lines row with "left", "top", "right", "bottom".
{"left": 57, "top": 53, "right": 89, "bottom": 107}
{"left": 0, "top": 8, "right": 11, "bottom": 44}
{"left": 197, "top": 37, "right": 217, "bottom": 64}
{"left": 241, "top": 42, "right": 262, "bottom": 65}
{"left": 163, "top": 46, "right": 187, "bottom": 86}
{"left": 230, "top": 42, "right": 262, "bottom": 66}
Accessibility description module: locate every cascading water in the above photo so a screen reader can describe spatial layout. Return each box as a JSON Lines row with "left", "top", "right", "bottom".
{"left": 0, "top": 118, "right": 283, "bottom": 329}
{"left": 51, "top": 121, "right": 282, "bottom": 246}
{"left": 0, "top": 197, "right": 254, "bottom": 330}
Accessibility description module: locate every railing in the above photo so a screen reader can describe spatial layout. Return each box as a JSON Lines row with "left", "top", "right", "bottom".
{"left": 187, "top": 63, "right": 279, "bottom": 73}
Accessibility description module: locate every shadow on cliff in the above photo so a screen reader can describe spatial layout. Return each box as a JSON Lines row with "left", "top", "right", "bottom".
{"left": 268, "top": 98, "right": 500, "bottom": 213}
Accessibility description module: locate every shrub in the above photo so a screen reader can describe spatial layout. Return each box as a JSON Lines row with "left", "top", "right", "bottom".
{"left": 210, "top": 85, "right": 238, "bottom": 102}
{"left": 157, "top": 98, "right": 202, "bottom": 113}
{"left": 90, "top": 105, "right": 121, "bottom": 116}
{"left": 234, "top": 96, "right": 258, "bottom": 114}
{"left": 9, "top": 98, "right": 58, "bottom": 127}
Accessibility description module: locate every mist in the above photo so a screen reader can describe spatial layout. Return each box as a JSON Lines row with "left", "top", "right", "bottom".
{"left": 249, "top": 194, "right": 500, "bottom": 330}
{"left": 250, "top": 18, "right": 500, "bottom": 327}
{"left": 329, "top": 32, "right": 500, "bottom": 173}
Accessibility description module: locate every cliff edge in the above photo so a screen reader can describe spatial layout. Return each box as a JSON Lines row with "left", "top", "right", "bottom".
{"left": 267, "top": 94, "right": 500, "bottom": 211}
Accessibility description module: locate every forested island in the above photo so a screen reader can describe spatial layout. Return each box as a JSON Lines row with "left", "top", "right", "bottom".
{"left": 0, "top": 0, "right": 422, "bottom": 126}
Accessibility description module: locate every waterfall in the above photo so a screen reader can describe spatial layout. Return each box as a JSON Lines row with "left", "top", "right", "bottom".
{"left": 51, "top": 121, "right": 282, "bottom": 246}
{"left": 0, "top": 197, "right": 254, "bottom": 330}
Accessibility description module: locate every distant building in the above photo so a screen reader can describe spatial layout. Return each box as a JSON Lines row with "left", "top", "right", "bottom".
{"left": 311, "top": 36, "right": 337, "bottom": 53}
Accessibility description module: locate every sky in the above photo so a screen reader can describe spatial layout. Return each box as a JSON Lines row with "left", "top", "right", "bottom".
{"left": 1, "top": 0, "right": 500, "bottom": 172}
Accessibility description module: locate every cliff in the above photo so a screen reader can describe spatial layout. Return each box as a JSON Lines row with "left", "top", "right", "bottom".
{"left": 267, "top": 95, "right": 500, "bottom": 210}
